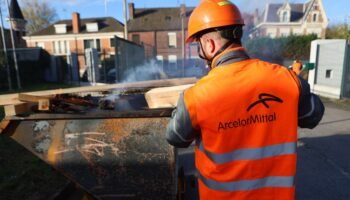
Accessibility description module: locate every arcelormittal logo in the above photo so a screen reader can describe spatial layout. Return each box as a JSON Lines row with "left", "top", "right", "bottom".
{"left": 247, "top": 93, "right": 283, "bottom": 112}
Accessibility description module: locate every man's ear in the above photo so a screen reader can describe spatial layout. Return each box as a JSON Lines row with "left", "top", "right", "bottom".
{"left": 206, "top": 38, "right": 216, "bottom": 55}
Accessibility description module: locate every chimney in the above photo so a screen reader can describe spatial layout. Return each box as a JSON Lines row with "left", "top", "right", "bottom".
{"left": 72, "top": 12, "right": 81, "bottom": 34}
{"left": 253, "top": 8, "right": 259, "bottom": 25}
{"left": 180, "top": 4, "right": 186, "bottom": 17}
{"left": 128, "top": 3, "right": 134, "bottom": 20}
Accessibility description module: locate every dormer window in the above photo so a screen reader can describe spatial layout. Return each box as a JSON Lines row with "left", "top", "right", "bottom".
{"left": 86, "top": 23, "right": 99, "bottom": 32}
{"left": 281, "top": 11, "right": 290, "bottom": 22}
{"left": 54, "top": 24, "right": 67, "bottom": 34}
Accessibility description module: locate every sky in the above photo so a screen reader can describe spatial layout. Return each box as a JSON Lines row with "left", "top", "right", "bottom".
{"left": 45, "top": 0, "right": 350, "bottom": 26}
{"left": 0, "top": 0, "right": 346, "bottom": 27}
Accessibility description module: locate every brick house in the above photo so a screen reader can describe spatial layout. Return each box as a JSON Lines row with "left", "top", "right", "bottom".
{"left": 251, "top": 0, "right": 328, "bottom": 39}
{"left": 127, "top": 3, "right": 201, "bottom": 76}
{"left": 23, "top": 13, "right": 124, "bottom": 75}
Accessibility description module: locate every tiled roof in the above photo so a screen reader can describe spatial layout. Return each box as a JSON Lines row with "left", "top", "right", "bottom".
{"left": 290, "top": 4, "right": 305, "bottom": 21}
{"left": 128, "top": 7, "right": 193, "bottom": 32}
{"left": 265, "top": 3, "right": 305, "bottom": 23}
{"left": 30, "top": 17, "right": 124, "bottom": 36}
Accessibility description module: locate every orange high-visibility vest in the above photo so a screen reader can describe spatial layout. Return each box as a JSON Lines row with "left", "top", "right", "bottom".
{"left": 184, "top": 48, "right": 300, "bottom": 199}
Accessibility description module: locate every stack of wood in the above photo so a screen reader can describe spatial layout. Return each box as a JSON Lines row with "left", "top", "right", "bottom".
{"left": 0, "top": 78, "right": 197, "bottom": 117}
{"left": 144, "top": 84, "right": 193, "bottom": 108}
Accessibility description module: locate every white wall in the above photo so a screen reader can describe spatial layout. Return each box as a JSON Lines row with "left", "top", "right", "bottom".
{"left": 308, "top": 39, "right": 348, "bottom": 99}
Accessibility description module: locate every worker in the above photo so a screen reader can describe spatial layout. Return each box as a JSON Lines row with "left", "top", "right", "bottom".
{"left": 165, "top": 0, "right": 324, "bottom": 199}
{"left": 292, "top": 59, "right": 303, "bottom": 75}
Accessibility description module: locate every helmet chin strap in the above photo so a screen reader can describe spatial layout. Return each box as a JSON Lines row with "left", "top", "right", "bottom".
{"left": 198, "top": 39, "right": 234, "bottom": 69}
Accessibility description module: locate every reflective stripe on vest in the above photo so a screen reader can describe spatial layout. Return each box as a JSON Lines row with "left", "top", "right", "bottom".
{"left": 198, "top": 173, "right": 294, "bottom": 192}
{"left": 196, "top": 139, "right": 296, "bottom": 164}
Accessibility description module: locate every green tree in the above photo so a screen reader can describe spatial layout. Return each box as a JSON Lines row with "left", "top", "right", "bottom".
{"left": 245, "top": 34, "right": 317, "bottom": 64}
{"left": 326, "top": 23, "right": 349, "bottom": 40}
{"left": 20, "top": 0, "right": 58, "bottom": 34}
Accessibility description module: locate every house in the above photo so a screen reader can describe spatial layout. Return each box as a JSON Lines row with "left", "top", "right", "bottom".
{"left": 127, "top": 3, "right": 202, "bottom": 76}
{"left": 251, "top": 0, "right": 328, "bottom": 39}
{"left": 23, "top": 12, "right": 125, "bottom": 76}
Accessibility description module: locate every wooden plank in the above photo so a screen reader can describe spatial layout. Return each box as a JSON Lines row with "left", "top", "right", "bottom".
{"left": 4, "top": 103, "right": 32, "bottom": 116}
{"left": 0, "top": 94, "right": 18, "bottom": 106}
{"left": 18, "top": 93, "right": 52, "bottom": 103}
{"left": 145, "top": 84, "right": 194, "bottom": 109}
{"left": 0, "top": 78, "right": 197, "bottom": 106}
{"left": 0, "top": 119, "right": 10, "bottom": 134}
{"left": 18, "top": 94, "right": 51, "bottom": 111}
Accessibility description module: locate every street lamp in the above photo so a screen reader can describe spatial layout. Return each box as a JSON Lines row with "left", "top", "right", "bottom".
{"left": 123, "top": 0, "right": 128, "bottom": 39}
{"left": 0, "top": 3, "right": 12, "bottom": 90}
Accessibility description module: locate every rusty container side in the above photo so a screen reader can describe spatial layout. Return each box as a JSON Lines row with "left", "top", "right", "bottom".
{"left": 3, "top": 113, "right": 177, "bottom": 200}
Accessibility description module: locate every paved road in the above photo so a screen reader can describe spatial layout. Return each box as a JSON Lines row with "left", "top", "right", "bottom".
{"left": 296, "top": 101, "right": 350, "bottom": 200}
{"left": 178, "top": 101, "right": 350, "bottom": 200}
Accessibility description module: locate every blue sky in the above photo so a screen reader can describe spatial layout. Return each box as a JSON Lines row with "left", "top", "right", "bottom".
{"left": 15, "top": 0, "right": 350, "bottom": 26}
{"left": 48, "top": 0, "right": 350, "bottom": 25}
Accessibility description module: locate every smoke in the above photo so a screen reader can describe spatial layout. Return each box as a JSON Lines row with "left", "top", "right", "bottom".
{"left": 100, "top": 60, "right": 168, "bottom": 111}
{"left": 120, "top": 60, "right": 168, "bottom": 83}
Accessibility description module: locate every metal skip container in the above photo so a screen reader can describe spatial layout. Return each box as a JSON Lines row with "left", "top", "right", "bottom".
{"left": 1, "top": 108, "right": 177, "bottom": 200}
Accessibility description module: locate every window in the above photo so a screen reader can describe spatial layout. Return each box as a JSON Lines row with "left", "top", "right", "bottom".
{"left": 84, "top": 39, "right": 94, "bottom": 49}
{"left": 282, "top": 11, "right": 289, "bottom": 22}
{"left": 156, "top": 55, "right": 164, "bottom": 69}
{"left": 54, "top": 24, "right": 67, "bottom": 34}
{"left": 110, "top": 38, "right": 115, "bottom": 47}
{"left": 53, "top": 41, "right": 61, "bottom": 54}
{"left": 267, "top": 32, "right": 276, "bottom": 38}
{"left": 86, "top": 23, "right": 99, "bottom": 32}
{"left": 168, "top": 55, "right": 177, "bottom": 69}
{"left": 96, "top": 39, "right": 101, "bottom": 52}
{"left": 168, "top": 32, "right": 177, "bottom": 48}
{"left": 84, "top": 39, "right": 101, "bottom": 52}
{"left": 58, "top": 41, "right": 62, "bottom": 54}
{"left": 52, "top": 41, "right": 56, "bottom": 53}
{"left": 325, "top": 69, "right": 333, "bottom": 79}
{"left": 132, "top": 34, "right": 140, "bottom": 44}
{"left": 35, "top": 42, "right": 45, "bottom": 48}
{"left": 313, "top": 13, "right": 318, "bottom": 22}
{"left": 63, "top": 41, "right": 68, "bottom": 54}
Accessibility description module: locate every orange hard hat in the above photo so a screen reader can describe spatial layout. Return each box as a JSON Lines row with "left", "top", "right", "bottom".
{"left": 186, "top": 0, "right": 244, "bottom": 43}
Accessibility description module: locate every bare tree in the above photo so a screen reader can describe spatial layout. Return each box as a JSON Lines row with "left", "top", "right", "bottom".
{"left": 20, "top": 0, "right": 58, "bottom": 34}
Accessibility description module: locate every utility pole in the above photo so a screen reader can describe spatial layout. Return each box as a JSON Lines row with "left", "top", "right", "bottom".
{"left": 6, "top": 0, "right": 21, "bottom": 89}
{"left": 0, "top": 3, "right": 12, "bottom": 90}
{"left": 123, "top": 0, "right": 128, "bottom": 39}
